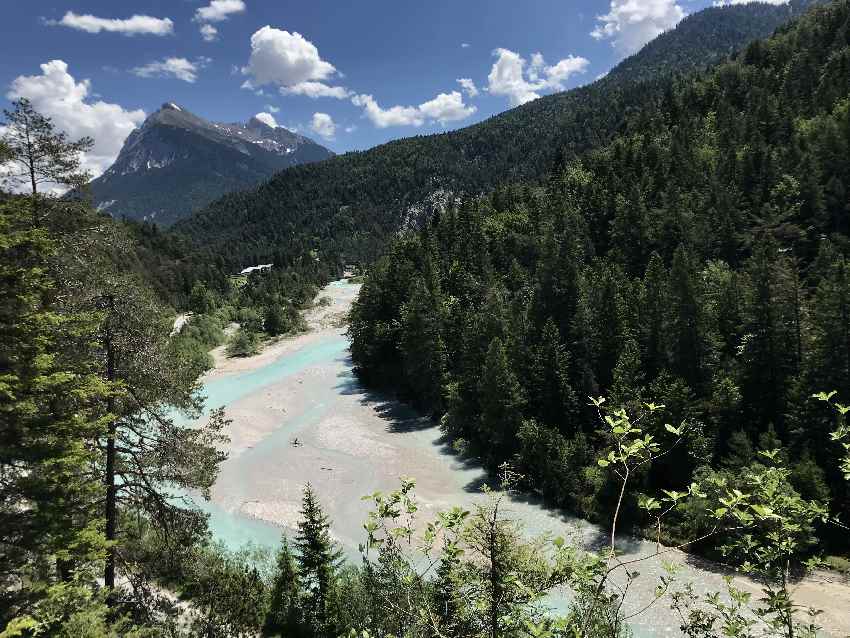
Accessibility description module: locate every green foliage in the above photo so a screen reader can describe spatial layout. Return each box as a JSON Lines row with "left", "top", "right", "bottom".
{"left": 348, "top": 0, "right": 850, "bottom": 554}
{"left": 265, "top": 537, "right": 303, "bottom": 636}
{"left": 0, "top": 199, "right": 109, "bottom": 617}
{"left": 0, "top": 578, "right": 157, "bottom": 638}
{"left": 295, "top": 484, "right": 344, "bottom": 636}
{"left": 183, "top": 544, "right": 268, "bottom": 638}
{"left": 227, "top": 327, "right": 261, "bottom": 358}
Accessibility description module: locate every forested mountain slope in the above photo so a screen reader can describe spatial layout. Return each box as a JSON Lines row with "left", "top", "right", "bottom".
{"left": 173, "top": 0, "right": 816, "bottom": 271}
{"left": 349, "top": 0, "right": 850, "bottom": 549}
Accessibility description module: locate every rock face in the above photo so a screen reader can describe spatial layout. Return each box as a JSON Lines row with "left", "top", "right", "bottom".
{"left": 86, "top": 103, "right": 334, "bottom": 225}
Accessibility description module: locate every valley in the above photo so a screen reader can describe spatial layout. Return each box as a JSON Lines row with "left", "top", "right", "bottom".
{"left": 4, "top": 0, "right": 850, "bottom": 635}
{"left": 192, "top": 280, "right": 850, "bottom": 638}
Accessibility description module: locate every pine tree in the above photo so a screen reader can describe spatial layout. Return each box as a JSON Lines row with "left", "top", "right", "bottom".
{"left": 400, "top": 276, "right": 447, "bottom": 414}
{"left": 528, "top": 318, "right": 578, "bottom": 436}
{"left": 265, "top": 536, "right": 303, "bottom": 636}
{"left": 640, "top": 253, "right": 669, "bottom": 380}
{"left": 0, "top": 200, "right": 108, "bottom": 617}
{"left": 80, "top": 271, "right": 229, "bottom": 592}
{"left": 479, "top": 338, "right": 524, "bottom": 462}
{"left": 1, "top": 98, "right": 93, "bottom": 225}
{"left": 295, "top": 484, "right": 343, "bottom": 636}
{"left": 669, "top": 245, "right": 703, "bottom": 390}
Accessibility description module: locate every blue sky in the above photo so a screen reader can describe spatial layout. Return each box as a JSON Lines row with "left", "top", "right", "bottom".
{"left": 1, "top": 0, "right": 744, "bottom": 176}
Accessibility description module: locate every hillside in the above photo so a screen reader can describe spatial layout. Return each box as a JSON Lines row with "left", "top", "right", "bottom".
{"left": 172, "top": 0, "right": 818, "bottom": 271}
{"left": 349, "top": 0, "right": 850, "bottom": 548}
{"left": 85, "top": 103, "right": 333, "bottom": 225}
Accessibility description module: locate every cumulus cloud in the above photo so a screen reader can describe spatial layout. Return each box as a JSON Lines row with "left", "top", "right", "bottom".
{"left": 195, "top": 0, "right": 246, "bottom": 23}
{"left": 253, "top": 112, "right": 278, "bottom": 128}
{"left": 6, "top": 60, "right": 145, "bottom": 179}
{"left": 352, "top": 90, "right": 476, "bottom": 128}
{"left": 200, "top": 24, "right": 218, "bottom": 41}
{"left": 461, "top": 43, "right": 471, "bottom": 48}
{"left": 487, "top": 48, "right": 589, "bottom": 106}
{"left": 132, "top": 57, "right": 210, "bottom": 83}
{"left": 419, "top": 91, "right": 477, "bottom": 124}
{"left": 591, "top": 0, "right": 685, "bottom": 56}
{"left": 488, "top": 49, "right": 539, "bottom": 106}
{"left": 52, "top": 11, "right": 174, "bottom": 36}
{"left": 194, "top": 0, "right": 244, "bottom": 40}
{"left": 280, "top": 81, "right": 351, "bottom": 99}
{"left": 456, "top": 78, "right": 479, "bottom": 98}
{"left": 352, "top": 94, "right": 423, "bottom": 128}
{"left": 264, "top": 104, "right": 280, "bottom": 113}
{"left": 310, "top": 112, "right": 336, "bottom": 139}
{"left": 242, "top": 26, "right": 339, "bottom": 93}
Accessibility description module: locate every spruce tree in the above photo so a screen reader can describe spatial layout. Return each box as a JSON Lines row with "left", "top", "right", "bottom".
{"left": 528, "top": 318, "right": 578, "bottom": 436}
{"left": 479, "top": 338, "right": 524, "bottom": 462}
{"left": 669, "top": 245, "right": 703, "bottom": 390}
{"left": 265, "top": 536, "right": 303, "bottom": 636}
{"left": 295, "top": 484, "right": 342, "bottom": 636}
{"left": 400, "top": 276, "right": 447, "bottom": 414}
{"left": 640, "top": 253, "right": 669, "bottom": 380}
{"left": 0, "top": 200, "right": 107, "bottom": 617}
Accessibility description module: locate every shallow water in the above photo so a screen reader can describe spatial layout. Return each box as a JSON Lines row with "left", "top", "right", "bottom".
{"left": 190, "top": 280, "right": 838, "bottom": 638}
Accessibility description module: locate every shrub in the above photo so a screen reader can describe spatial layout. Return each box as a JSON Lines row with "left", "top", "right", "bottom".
{"left": 227, "top": 328, "right": 261, "bottom": 358}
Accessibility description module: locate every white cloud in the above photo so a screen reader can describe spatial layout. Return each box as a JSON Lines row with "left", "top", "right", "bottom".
{"left": 280, "top": 81, "right": 350, "bottom": 99}
{"left": 195, "top": 0, "right": 246, "bottom": 23}
{"left": 132, "top": 57, "right": 209, "bottom": 83}
{"left": 53, "top": 11, "right": 173, "bottom": 36}
{"left": 543, "top": 56, "right": 592, "bottom": 90}
{"left": 456, "top": 78, "right": 479, "bottom": 98}
{"left": 487, "top": 48, "right": 589, "bottom": 106}
{"left": 591, "top": 0, "right": 686, "bottom": 56}
{"left": 352, "top": 90, "right": 476, "bottom": 128}
{"left": 6, "top": 60, "right": 145, "bottom": 179}
{"left": 419, "top": 91, "right": 477, "bottom": 124}
{"left": 254, "top": 112, "right": 278, "bottom": 128}
{"left": 713, "top": 0, "right": 786, "bottom": 4}
{"left": 488, "top": 49, "right": 539, "bottom": 106}
{"left": 344, "top": 125, "right": 357, "bottom": 133}
{"left": 352, "top": 94, "right": 424, "bottom": 128}
{"left": 310, "top": 112, "right": 336, "bottom": 139}
{"left": 200, "top": 24, "right": 218, "bottom": 41}
{"left": 242, "top": 26, "right": 337, "bottom": 92}
{"left": 264, "top": 104, "right": 280, "bottom": 113}
{"left": 461, "top": 43, "right": 471, "bottom": 48}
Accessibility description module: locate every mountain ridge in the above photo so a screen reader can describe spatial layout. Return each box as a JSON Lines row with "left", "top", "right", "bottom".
{"left": 171, "top": 0, "right": 820, "bottom": 271}
{"left": 86, "top": 103, "right": 334, "bottom": 225}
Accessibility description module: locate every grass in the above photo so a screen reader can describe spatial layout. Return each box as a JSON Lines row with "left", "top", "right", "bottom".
{"left": 825, "top": 555, "right": 850, "bottom": 575}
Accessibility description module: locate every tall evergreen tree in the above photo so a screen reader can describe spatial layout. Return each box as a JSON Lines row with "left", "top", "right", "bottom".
{"left": 0, "top": 200, "right": 107, "bottom": 618}
{"left": 668, "top": 245, "right": 703, "bottom": 390}
{"left": 295, "top": 483, "right": 343, "bottom": 636}
{"left": 479, "top": 338, "right": 524, "bottom": 463}
{"left": 265, "top": 536, "right": 303, "bottom": 637}
{"left": 400, "top": 276, "right": 447, "bottom": 414}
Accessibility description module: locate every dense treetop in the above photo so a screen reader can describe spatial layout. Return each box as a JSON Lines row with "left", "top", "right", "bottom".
{"left": 348, "top": 0, "right": 850, "bottom": 551}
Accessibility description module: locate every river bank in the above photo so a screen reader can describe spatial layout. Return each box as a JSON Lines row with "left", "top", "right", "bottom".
{"left": 194, "top": 279, "right": 850, "bottom": 637}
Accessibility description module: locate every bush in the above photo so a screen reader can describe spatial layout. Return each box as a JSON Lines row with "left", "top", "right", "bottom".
{"left": 180, "top": 314, "right": 225, "bottom": 349}
{"left": 825, "top": 555, "right": 850, "bottom": 575}
{"left": 236, "top": 308, "right": 264, "bottom": 333}
{"left": 227, "top": 328, "right": 261, "bottom": 358}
